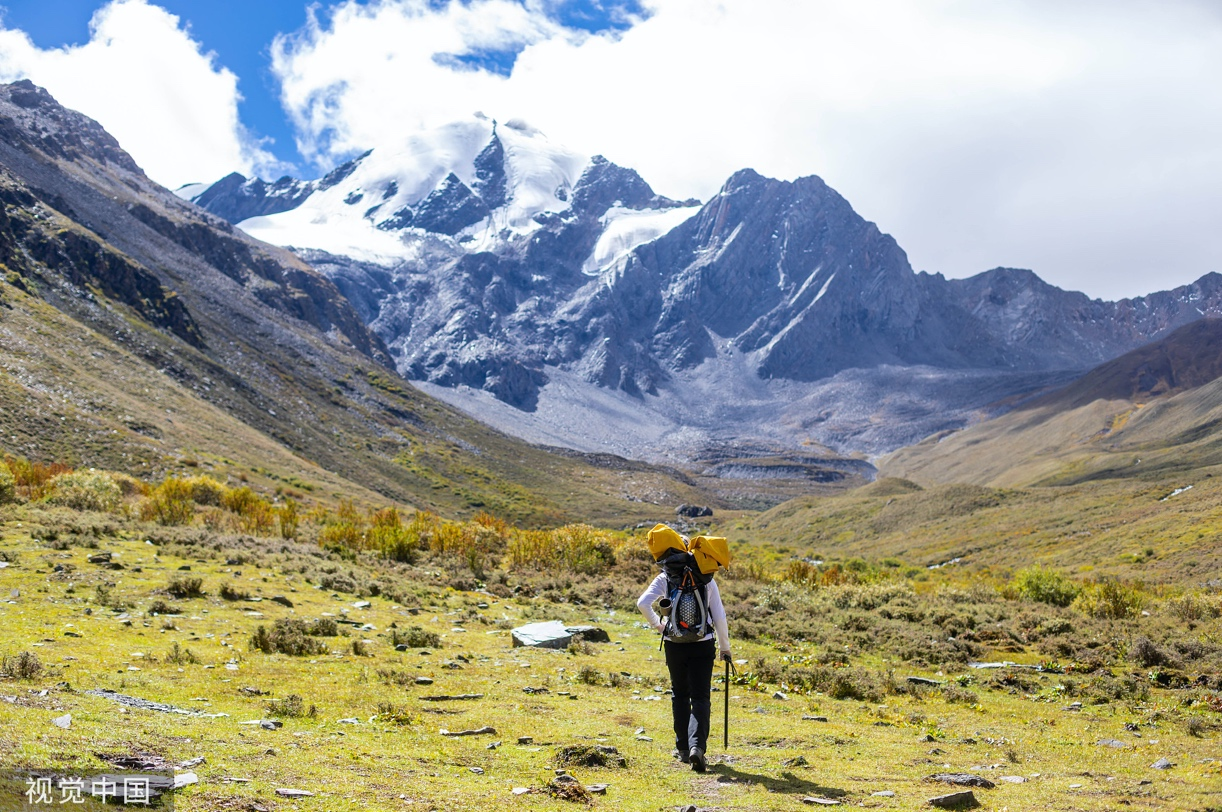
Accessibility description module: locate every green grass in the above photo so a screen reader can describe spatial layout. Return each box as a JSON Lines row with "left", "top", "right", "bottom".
{"left": 1, "top": 503, "right": 1218, "bottom": 811}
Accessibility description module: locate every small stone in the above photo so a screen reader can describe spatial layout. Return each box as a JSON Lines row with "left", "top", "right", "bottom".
{"left": 587, "top": 783, "right": 607, "bottom": 795}
{"left": 1096, "top": 738, "right": 1129, "bottom": 749}
{"left": 511, "top": 787, "right": 530, "bottom": 795}
{"left": 998, "top": 775, "right": 1027, "bottom": 784}
{"left": 783, "top": 755, "right": 809, "bottom": 767}
{"left": 1069, "top": 783, "right": 1083, "bottom": 789}
{"left": 173, "top": 772, "right": 199, "bottom": 789}
{"left": 518, "top": 736, "right": 533, "bottom": 744}
{"left": 51, "top": 713, "right": 71, "bottom": 729}
{"left": 1151, "top": 758, "right": 1173, "bottom": 770}
{"left": 802, "top": 798, "right": 839, "bottom": 806}
{"left": 337, "top": 717, "right": 361, "bottom": 724}
{"left": 487, "top": 741, "right": 500, "bottom": 750}
{"left": 353, "top": 601, "right": 371, "bottom": 609}
{"left": 275, "top": 788, "right": 314, "bottom": 798}
{"left": 928, "top": 790, "right": 977, "bottom": 809}
{"left": 469, "top": 767, "right": 484, "bottom": 775}
{"left": 179, "top": 757, "right": 206, "bottom": 769}
{"left": 919, "top": 734, "right": 937, "bottom": 742}
{"left": 270, "top": 596, "right": 293, "bottom": 608}
{"left": 802, "top": 715, "right": 829, "bottom": 722}
{"left": 260, "top": 720, "right": 282, "bottom": 730}
{"left": 415, "top": 677, "right": 434, "bottom": 685}
{"left": 395, "top": 644, "right": 409, "bottom": 652}
{"left": 872, "top": 790, "right": 895, "bottom": 797}
{"left": 635, "top": 735, "right": 653, "bottom": 742}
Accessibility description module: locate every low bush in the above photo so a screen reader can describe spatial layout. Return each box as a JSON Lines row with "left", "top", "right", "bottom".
{"left": 392, "top": 626, "right": 440, "bottom": 648}
{"left": 250, "top": 619, "right": 330, "bottom": 656}
{"left": 310, "top": 618, "right": 339, "bottom": 637}
{"left": 4, "top": 456, "right": 72, "bottom": 500}
{"left": 141, "top": 478, "right": 195, "bottom": 526}
{"left": 1, "top": 651, "right": 43, "bottom": 680}
{"left": 0, "top": 461, "right": 15, "bottom": 504}
{"left": 1072, "top": 579, "right": 1148, "bottom": 619}
{"left": 166, "top": 576, "right": 204, "bottom": 599}
{"left": 1012, "top": 566, "right": 1080, "bottom": 607}
{"left": 267, "top": 694, "right": 316, "bottom": 718}
{"left": 165, "top": 642, "right": 198, "bottom": 665}
{"left": 44, "top": 470, "right": 122, "bottom": 513}
{"left": 219, "top": 583, "right": 252, "bottom": 601}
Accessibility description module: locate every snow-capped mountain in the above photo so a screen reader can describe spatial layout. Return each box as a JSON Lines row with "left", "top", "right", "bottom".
{"left": 186, "top": 119, "right": 1222, "bottom": 460}
{"left": 180, "top": 116, "right": 699, "bottom": 267}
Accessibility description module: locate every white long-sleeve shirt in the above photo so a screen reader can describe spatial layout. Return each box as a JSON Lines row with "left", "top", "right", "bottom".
{"left": 637, "top": 572, "right": 730, "bottom": 652}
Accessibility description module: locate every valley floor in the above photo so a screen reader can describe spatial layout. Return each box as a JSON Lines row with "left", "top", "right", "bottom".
{"left": 1, "top": 504, "right": 1218, "bottom": 811}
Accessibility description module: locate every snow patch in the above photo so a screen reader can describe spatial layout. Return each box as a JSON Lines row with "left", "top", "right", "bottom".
{"left": 582, "top": 205, "right": 699, "bottom": 275}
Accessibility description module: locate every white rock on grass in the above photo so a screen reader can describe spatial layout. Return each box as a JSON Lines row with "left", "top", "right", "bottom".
{"left": 51, "top": 713, "right": 71, "bottom": 729}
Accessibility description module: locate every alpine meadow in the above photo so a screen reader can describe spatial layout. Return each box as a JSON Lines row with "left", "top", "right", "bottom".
{"left": 1, "top": 12, "right": 1221, "bottom": 811}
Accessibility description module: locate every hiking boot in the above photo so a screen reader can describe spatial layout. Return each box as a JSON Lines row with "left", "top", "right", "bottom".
{"left": 674, "top": 749, "right": 690, "bottom": 764}
{"left": 689, "top": 746, "right": 707, "bottom": 772}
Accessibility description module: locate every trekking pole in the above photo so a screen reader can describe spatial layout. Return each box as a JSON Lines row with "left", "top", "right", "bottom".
{"left": 723, "top": 657, "right": 735, "bottom": 749}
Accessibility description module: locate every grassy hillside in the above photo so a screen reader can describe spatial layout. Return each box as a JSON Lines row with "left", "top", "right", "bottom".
{"left": 883, "top": 319, "right": 1222, "bottom": 488}
{"left": 1, "top": 491, "right": 1218, "bottom": 811}
{"left": 0, "top": 81, "right": 858, "bottom": 529}
{"left": 723, "top": 475, "right": 1222, "bottom": 585}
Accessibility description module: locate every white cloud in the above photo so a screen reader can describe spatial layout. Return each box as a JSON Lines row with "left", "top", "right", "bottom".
{"left": 272, "top": 0, "right": 1222, "bottom": 299}
{"left": 0, "top": 0, "right": 276, "bottom": 188}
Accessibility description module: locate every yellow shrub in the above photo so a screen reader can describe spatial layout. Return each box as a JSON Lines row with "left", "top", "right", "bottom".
{"left": 507, "top": 524, "right": 618, "bottom": 575}
{"left": 45, "top": 470, "right": 122, "bottom": 513}
{"left": 140, "top": 478, "right": 195, "bottom": 526}
{"left": 183, "top": 475, "right": 228, "bottom": 506}
{"left": 1072, "top": 580, "right": 1149, "bottom": 620}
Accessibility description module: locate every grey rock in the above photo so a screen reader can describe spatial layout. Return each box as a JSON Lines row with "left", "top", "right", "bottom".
{"left": 1097, "top": 738, "right": 1129, "bottom": 749}
{"left": 907, "top": 677, "right": 944, "bottom": 686}
{"left": 510, "top": 621, "right": 609, "bottom": 649}
{"left": 1151, "top": 757, "right": 1173, "bottom": 770}
{"left": 415, "top": 677, "right": 434, "bottom": 685}
{"left": 998, "top": 775, "right": 1027, "bottom": 784}
{"left": 871, "top": 790, "right": 895, "bottom": 797}
{"left": 275, "top": 788, "right": 314, "bottom": 798}
{"left": 928, "top": 790, "right": 978, "bottom": 809}
{"left": 926, "top": 774, "right": 995, "bottom": 789}
{"left": 440, "top": 726, "right": 496, "bottom": 736}
{"left": 587, "top": 783, "right": 608, "bottom": 794}
{"left": 51, "top": 713, "right": 71, "bottom": 729}
{"left": 802, "top": 715, "right": 829, "bottom": 722}
{"left": 270, "top": 596, "right": 293, "bottom": 608}
{"left": 801, "top": 799, "right": 839, "bottom": 806}
{"left": 772, "top": 691, "right": 789, "bottom": 701}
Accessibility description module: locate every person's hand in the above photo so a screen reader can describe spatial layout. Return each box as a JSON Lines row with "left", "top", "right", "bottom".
{"left": 654, "top": 621, "right": 666, "bottom": 634}
{"left": 719, "top": 650, "right": 732, "bottom": 663}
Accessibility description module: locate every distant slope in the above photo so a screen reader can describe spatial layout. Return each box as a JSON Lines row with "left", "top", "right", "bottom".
{"left": 881, "top": 319, "right": 1222, "bottom": 487}
{"left": 0, "top": 80, "right": 785, "bottom": 525}
{"left": 724, "top": 474, "right": 1222, "bottom": 584}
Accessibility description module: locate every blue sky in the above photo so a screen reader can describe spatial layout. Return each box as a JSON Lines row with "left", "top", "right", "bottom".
{"left": 0, "top": 0, "right": 649, "bottom": 177}
{"left": 0, "top": 1, "right": 1220, "bottom": 299}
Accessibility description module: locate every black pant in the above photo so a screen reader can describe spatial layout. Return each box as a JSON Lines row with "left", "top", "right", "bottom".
{"left": 664, "top": 638, "right": 715, "bottom": 753}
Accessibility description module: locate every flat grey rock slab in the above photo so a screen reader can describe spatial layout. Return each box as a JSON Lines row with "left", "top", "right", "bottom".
{"left": 998, "top": 775, "right": 1027, "bottom": 783}
{"left": 276, "top": 788, "right": 314, "bottom": 798}
{"left": 927, "top": 773, "right": 995, "bottom": 789}
{"left": 440, "top": 726, "right": 496, "bottom": 736}
{"left": 1151, "top": 757, "right": 1173, "bottom": 769}
{"left": 51, "top": 713, "right": 71, "bottom": 729}
{"left": 907, "top": 677, "right": 944, "bottom": 686}
{"left": 85, "top": 689, "right": 203, "bottom": 716}
{"left": 1097, "top": 738, "right": 1129, "bottom": 748}
{"left": 511, "top": 621, "right": 609, "bottom": 649}
{"left": 420, "top": 694, "right": 483, "bottom": 701}
{"left": 929, "top": 790, "right": 978, "bottom": 808}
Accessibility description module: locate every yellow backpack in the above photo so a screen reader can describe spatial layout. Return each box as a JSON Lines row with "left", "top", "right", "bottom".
{"left": 646, "top": 524, "right": 731, "bottom": 574}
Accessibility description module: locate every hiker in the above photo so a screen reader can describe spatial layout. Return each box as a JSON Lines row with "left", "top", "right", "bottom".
{"left": 637, "top": 524, "right": 731, "bottom": 772}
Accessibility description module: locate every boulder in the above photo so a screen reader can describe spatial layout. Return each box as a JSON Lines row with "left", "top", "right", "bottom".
{"left": 511, "top": 621, "right": 609, "bottom": 649}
